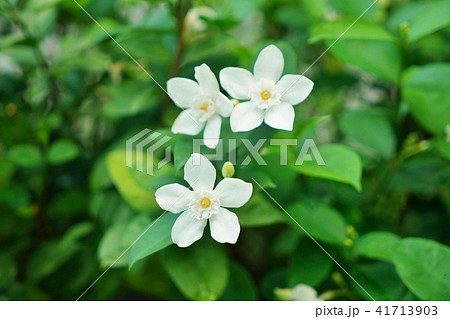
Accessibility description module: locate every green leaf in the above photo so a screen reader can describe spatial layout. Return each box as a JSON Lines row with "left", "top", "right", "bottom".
{"left": 287, "top": 201, "right": 348, "bottom": 245}
{"left": 98, "top": 216, "right": 150, "bottom": 268}
{"left": 331, "top": 40, "right": 401, "bottom": 82}
{"left": 293, "top": 143, "right": 362, "bottom": 191}
{"left": 234, "top": 193, "right": 285, "bottom": 227}
{"left": 127, "top": 255, "right": 173, "bottom": 299}
{"left": 26, "top": 223, "right": 93, "bottom": 282}
{"left": 7, "top": 144, "right": 43, "bottom": 168}
{"left": 402, "top": 63, "right": 450, "bottom": 135}
{"left": 354, "top": 231, "right": 401, "bottom": 262}
{"left": 60, "top": 222, "right": 94, "bottom": 246}
{"left": 310, "top": 19, "right": 401, "bottom": 82}
{"left": 272, "top": 229, "right": 302, "bottom": 257}
{"left": 0, "top": 158, "right": 15, "bottom": 187}
{"left": 129, "top": 213, "right": 178, "bottom": 269}
{"left": 47, "top": 189, "right": 87, "bottom": 218}
{"left": 106, "top": 150, "right": 173, "bottom": 212}
{"left": 310, "top": 18, "right": 395, "bottom": 43}
{"left": 89, "top": 155, "right": 113, "bottom": 190}
{"left": 339, "top": 108, "right": 396, "bottom": 159}
{"left": 22, "top": 5, "right": 56, "bottom": 40}
{"left": 387, "top": 1, "right": 425, "bottom": 33}
{"left": 352, "top": 262, "right": 405, "bottom": 301}
{"left": 220, "top": 262, "right": 257, "bottom": 300}
{"left": 295, "top": 115, "right": 331, "bottom": 140}
{"left": 331, "top": 0, "right": 381, "bottom": 19}
{"left": 117, "top": 31, "right": 173, "bottom": 66}
{"left": 435, "top": 140, "right": 450, "bottom": 161}
{"left": 161, "top": 238, "right": 229, "bottom": 300}
{"left": 89, "top": 191, "right": 134, "bottom": 228}
{"left": 261, "top": 268, "right": 287, "bottom": 300}
{"left": 276, "top": 41, "right": 298, "bottom": 74}
{"left": 1, "top": 45, "right": 36, "bottom": 68}
{"left": 0, "top": 186, "right": 30, "bottom": 215}
{"left": 58, "top": 16, "right": 118, "bottom": 53}
{"left": 53, "top": 50, "right": 110, "bottom": 74}
{"left": 173, "top": 139, "right": 193, "bottom": 171}
{"left": 288, "top": 239, "right": 333, "bottom": 287}
{"left": 391, "top": 156, "right": 450, "bottom": 194}
{"left": 0, "top": 254, "right": 17, "bottom": 289}
{"left": 393, "top": 238, "right": 450, "bottom": 301}
{"left": 239, "top": 169, "right": 276, "bottom": 189}
{"left": 26, "top": 0, "right": 63, "bottom": 11}
{"left": 102, "top": 82, "right": 160, "bottom": 118}
{"left": 47, "top": 140, "right": 80, "bottom": 164}
{"left": 407, "top": 0, "right": 450, "bottom": 43}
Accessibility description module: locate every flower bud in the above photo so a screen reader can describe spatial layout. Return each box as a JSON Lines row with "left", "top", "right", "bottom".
{"left": 346, "top": 225, "right": 358, "bottom": 240}
{"left": 221, "top": 161, "right": 235, "bottom": 178}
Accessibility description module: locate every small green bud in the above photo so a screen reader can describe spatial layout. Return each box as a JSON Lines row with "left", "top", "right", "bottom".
{"left": 221, "top": 161, "right": 235, "bottom": 178}
{"left": 346, "top": 225, "right": 358, "bottom": 239}
{"left": 344, "top": 238, "right": 353, "bottom": 247}
{"left": 274, "top": 288, "right": 292, "bottom": 301}
{"left": 400, "top": 22, "right": 410, "bottom": 38}
{"left": 331, "top": 272, "right": 346, "bottom": 288}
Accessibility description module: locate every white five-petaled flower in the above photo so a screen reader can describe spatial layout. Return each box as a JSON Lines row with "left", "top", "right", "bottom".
{"left": 155, "top": 153, "right": 253, "bottom": 247}
{"left": 167, "top": 64, "right": 233, "bottom": 148}
{"left": 219, "top": 45, "right": 314, "bottom": 132}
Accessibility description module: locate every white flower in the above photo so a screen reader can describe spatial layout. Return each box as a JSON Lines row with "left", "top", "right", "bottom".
{"left": 155, "top": 153, "right": 253, "bottom": 247}
{"left": 167, "top": 64, "right": 233, "bottom": 149}
{"left": 291, "top": 284, "right": 322, "bottom": 301}
{"left": 219, "top": 45, "right": 314, "bottom": 132}
{"left": 184, "top": 6, "right": 216, "bottom": 35}
{"left": 276, "top": 284, "right": 323, "bottom": 301}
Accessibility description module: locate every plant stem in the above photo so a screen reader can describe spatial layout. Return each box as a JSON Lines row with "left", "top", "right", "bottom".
{"left": 169, "top": 0, "right": 191, "bottom": 77}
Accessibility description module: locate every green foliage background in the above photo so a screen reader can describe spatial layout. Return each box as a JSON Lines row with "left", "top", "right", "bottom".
{"left": 1, "top": 0, "right": 449, "bottom": 301}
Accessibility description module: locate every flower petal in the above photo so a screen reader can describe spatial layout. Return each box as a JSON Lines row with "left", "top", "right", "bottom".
{"left": 254, "top": 45, "right": 284, "bottom": 82}
{"left": 214, "top": 178, "right": 253, "bottom": 208}
{"left": 292, "top": 284, "right": 320, "bottom": 301}
{"left": 219, "top": 67, "right": 255, "bottom": 99}
{"left": 155, "top": 183, "right": 192, "bottom": 213}
{"left": 167, "top": 78, "right": 200, "bottom": 109}
{"left": 194, "top": 63, "right": 219, "bottom": 98}
{"left": 264, "top": 102, "right": 295, "bottom": 131}
{"left": 209, "top": 207, "right": 240, "bottom": 244}
{"left": 184, "top": 153, "right": 216, "bottom": 191}
{"left": 277, "top": 74, "right": 314, "bottom": 105}
{"left": 215, "top": 92, "right": 233, "bottom": 117}
{"left": 203, "top": 114, "right": 221, "bottom": 149}
{"left": 171, "top": 210, "right": 207, "bottom": 247}
{"left": 230, "top": 101, "right": 264, "bottom": 132}
{"left": 171, "top": 110, "right": 205, "bottom": 135}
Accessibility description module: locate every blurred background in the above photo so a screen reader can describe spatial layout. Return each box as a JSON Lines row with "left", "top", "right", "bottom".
{"left": 0, "top": 0, "right": 449, "bottom": 301}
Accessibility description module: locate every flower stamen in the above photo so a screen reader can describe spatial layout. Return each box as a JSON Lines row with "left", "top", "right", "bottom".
{"left": 200, "top": 197, "right": 211, "bottom": 208}
{"left": 261, "top": 90, "right": 271, "bottom": 100}
{"left": 200, "top": 102, "right": 210, "bottom": 111}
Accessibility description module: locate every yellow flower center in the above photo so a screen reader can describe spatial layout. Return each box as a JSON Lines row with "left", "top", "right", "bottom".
{"left": 261, "top": 90, "right": 271, "bottom": 100}
{"left": 200, "top": 102, "right": 210, "bottom": 111}
{"left": 200, "top": 197, "right": 211, "bottom": 208}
